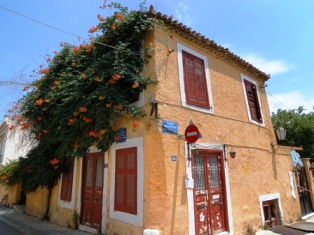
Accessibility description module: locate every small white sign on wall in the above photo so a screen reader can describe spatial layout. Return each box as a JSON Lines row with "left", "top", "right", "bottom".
{"left": 288, "top": 171, "right": 296, "bottom": 199}
{"left": 185, "top": 179, "right": 194, "bottom": 189}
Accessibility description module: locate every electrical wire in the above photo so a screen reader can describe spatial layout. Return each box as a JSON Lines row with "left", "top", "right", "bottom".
{"left": 266, "top": 90, "right": 291, "bottom": 111}
{"left": 0, "top": 5, "right": 140, "bottom": 55}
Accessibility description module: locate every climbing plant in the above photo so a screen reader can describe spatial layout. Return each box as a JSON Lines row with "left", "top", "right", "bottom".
{"left": 4, "top": 1, "right": 157, "bottom": 193}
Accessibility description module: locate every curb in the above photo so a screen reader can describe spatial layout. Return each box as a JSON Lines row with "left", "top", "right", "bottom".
{"left": 0, "top": 211, "right": 39, "bottom": 235}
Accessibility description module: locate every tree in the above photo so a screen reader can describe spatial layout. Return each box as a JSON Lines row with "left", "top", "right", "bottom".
{"left": 271, "top": 106, "right": 314, "bottom": 159}
{"left": 1, "top": 1, "right": 158, "bottom": 219}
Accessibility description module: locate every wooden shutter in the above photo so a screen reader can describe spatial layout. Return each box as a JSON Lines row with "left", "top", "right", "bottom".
{"left": 60, "top": 162, "right": 74, "bottom": 201}
{"left": 182, "top": 50, "right": 210, "bottom": 109}
{"left": 244, "top": 80, "right": 262, "bottom": 122}
{"left": 114, "top": 147, "right": 137, "bottom": 214}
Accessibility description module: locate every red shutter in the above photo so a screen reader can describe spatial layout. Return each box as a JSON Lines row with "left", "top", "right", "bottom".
{"left": 114, "top": 147, "right": 137, "bottom": 215}
{"left": 60, "top": 162, "right": 74, "bottom": 201}
{"left": 244, "top": 80, "right": 262, "bottom": 122}
{"left": 182, "top": 50, "right": 210, "bottom": 109}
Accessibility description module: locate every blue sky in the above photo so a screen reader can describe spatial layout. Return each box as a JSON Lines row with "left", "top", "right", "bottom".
{"left": 0, "top": 0, "right": 313, "bottom": 120}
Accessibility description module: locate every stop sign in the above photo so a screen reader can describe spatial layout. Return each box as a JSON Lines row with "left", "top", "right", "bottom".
{"left": 184, "top": 124, "right": 200, "bottom": 143}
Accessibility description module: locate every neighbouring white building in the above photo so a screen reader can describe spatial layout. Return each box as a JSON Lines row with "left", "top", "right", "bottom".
{"left": 0, "top": 115, "right": 34, "bottom": 166}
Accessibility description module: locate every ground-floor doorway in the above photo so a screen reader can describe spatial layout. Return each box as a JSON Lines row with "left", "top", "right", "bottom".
{"left": 81, "top": 152, "right": 104, "bottom": 230}
{"left": 192, "top": 150, "right": 229, "bottom": 235}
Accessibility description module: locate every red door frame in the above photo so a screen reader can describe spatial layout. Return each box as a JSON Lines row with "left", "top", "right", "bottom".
{"left": 192, "top": 149, "right": 229, "bottom": 234}
{"left": 81, "top": 152, "right": 104, "bottom": 230}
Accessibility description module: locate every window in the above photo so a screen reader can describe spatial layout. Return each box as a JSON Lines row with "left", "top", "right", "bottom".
{"left": 60, "top": 162, "right": 74, "bottom": 201}
{"left": 177, "top": 43, "right": 213, "bottom": 113}
{"left": 182, "top": 50, "right": 210, "bottom": 109}
{"left": 114, "top": 147, "right": 137, "bottom": 215}
{"left": 242, "top": 76, "right": 263, "bottom": 123}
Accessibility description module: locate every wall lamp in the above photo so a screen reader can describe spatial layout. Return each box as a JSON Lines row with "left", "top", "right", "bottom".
{"left": 271, "top": 126, "right": 287, "bottom": 151}
{"left": 229, "top": 148, "right": 236, "bottom": 159}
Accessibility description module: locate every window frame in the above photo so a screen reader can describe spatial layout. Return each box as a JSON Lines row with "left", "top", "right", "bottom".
{"left": 114, "top": 147, "right": 137, "bottom": 215}
{"left": 109, "top": 137, "right": 143, "bottom": 227}
{"left": 241, "top": 74, "right": 264, "bottom": 125}
{"left": 58, "top": 158, "right": 77, "bottom": 209}
{"left": 177, "top": 43, "right": 214, "bottom": 114}
{"left": 60, "top": 161, "right": 74, "bottom": 201}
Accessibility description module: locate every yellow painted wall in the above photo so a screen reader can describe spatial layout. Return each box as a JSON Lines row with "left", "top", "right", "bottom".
{"left": 23, "top": 26, "right": 301, "bottom": 235}
{"left": 25, "top": 187, "right": 48, "bottom": 219}
{"left": 0, "top": 183, "right": 21, "bottom": 207}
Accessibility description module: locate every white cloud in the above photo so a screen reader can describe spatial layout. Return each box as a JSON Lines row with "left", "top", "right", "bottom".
{"left": 267, "top": 90, "right": 314, "bottom": 114}
{"left": 242, "top": 54, "right": 295, "bottom": 76}
{"left": 175, "top": 2, "right": 192, "bottom": 26}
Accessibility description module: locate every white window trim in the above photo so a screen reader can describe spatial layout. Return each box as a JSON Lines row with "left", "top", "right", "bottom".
{"left": 177, "top": 43, "right": 214, "bottom": 114}
{"left": 58, "top": 158, "right": 77, "bottom": 209}
{"left": 259, "top": 193, "right": 283, "bottom": 225}
{"left": 241, "top": 74, "right": 265, "bottom": 126}
{"left": 109, "top": 137, "right": 144, "bottom": 227}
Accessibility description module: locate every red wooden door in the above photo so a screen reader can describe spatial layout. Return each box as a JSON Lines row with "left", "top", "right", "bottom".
{"left": 81, "top": 152, "right": 104, "bottom": 230}
{"left": 193, "top": 151, "right": 228, "bottom": 234}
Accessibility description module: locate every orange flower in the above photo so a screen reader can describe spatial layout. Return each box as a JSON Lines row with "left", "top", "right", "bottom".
{"left": 35, "top": 134, "right": 41, "bottom": 140}
{"left": 81, "top": 73, "right": 87, "bottom": 79}
{"left": 51, "top": 86, "right": 57, "bottom": 90}
{"left": 23, "top": 85, "right": 30, "bottom": 91}
{"left": 97, "top": 14, "right": 106, "bottom": 22}
{"left": 112, "top": 74, "right": 121, "bottom": 80}
{"left": 83, "top": 117, "right": 93, "bottom": 123}
{"left": 132, "top": 81, "right": 139, "bottom": 88}
{"left": 54, "top": 80, "right": 60, "bottom": 86}
{"left": 114, "top": 136, "right": 121, "bottom": 141}
{"left": 116, "top": 13, "right": 125, "bottom": 21}
{"left": 94, "top": 77, "right": 101, "bottom": 82}
{"left": 37, "top": 116, "right": 43, "bottom": 121}
{"left": 99, "top": 96, "right": 105, "bottom": 100}
{"left": 88, "top": 26, "right": 99, "bottom": 33}
{"left": 79, "top": 106, "right": 87, "bottom": 112}
{"left": 18, "top": 116, "right": 24, "bottom": 121}
{"left": 106, "top": 103, "right": 112, "bottom": 107}
{"left": 111, "top": 23, "right": 116, "bottom": 30}
{"left": 133, "top": 121, "right": 139, "bottom": 128}
{"left": 73, "top": 47, "right": 79, "bottom": 53}
{"left": 9, "top": 125, "right": 15, "bottom": 130}
{"left": 115, "top": 104, "right": 123, "bottom": 110}
{"left": 71, "top": 62, "right": 76, "bottom": 67}
{"left": 39, "top": 68, "right": 50, "bottom": 74}
{"left": 146, "top": 122, "right": 152, "bottom": 129}
{"left": 53, "top": 51, "right": 58, "bottom": 55}
{"left": 50, "top": 158, "right": 59, "bottom": 165}
{"left": 21, "top": 123, "right": 28, "bottom": 130}
{"left": 68, "top": 118, "right": 77, "bottom": 125}
{"left": 98, "top": 129, "right": 106, "bottom": 136}
{"left": 36, "top": 98, "right": 44, "bottom": 106}
{"left": 89, "top": 131, "right": 98, "bottom": 138}
{"left": 43, "top": 130, "right": 49, "bottom": 134}
{"left": 73, "top": 112, "right": 79, "bottom": 116}
{"left": 109, "top": 79, "right": 116, "bottom": 84}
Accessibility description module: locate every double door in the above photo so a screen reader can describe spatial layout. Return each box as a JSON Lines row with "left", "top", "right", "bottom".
{"left": 193, "top": 151, "right": 228, "bottom": 235}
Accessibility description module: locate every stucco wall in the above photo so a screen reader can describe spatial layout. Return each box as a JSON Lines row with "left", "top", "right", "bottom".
{"left": 20, "top": 26, "right": 301, "bottom": 235}
{"left": 25, "top": 187, "right": 48, "bottom": 218}
{"left": 139, "top": 27, "right": 301, "bottom": 234}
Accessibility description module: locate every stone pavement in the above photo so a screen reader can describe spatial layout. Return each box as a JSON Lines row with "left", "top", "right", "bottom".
{"left": 256, "top": 215, "right": 314, "bottom": 235}
{"left": 0, "top": 205, "right": 93, "bottom": 235}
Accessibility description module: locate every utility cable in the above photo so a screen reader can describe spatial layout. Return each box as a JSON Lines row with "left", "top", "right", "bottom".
{"left": 266, "top": 90, "right": 291, "bottom": 111}
{"left": 0, "top": 5, "right": 140, "bottom": 55}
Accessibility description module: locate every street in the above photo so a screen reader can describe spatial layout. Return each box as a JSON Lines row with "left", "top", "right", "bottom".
{"left": 0, "top": 219, "right": 23, "bottom": 235}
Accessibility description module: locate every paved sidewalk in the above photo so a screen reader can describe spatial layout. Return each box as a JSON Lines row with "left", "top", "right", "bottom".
{"left": 256, "top": 215, "right": 314, "bottom": 235}
{"left": 0, "top": 206, "right": 93, "bottom": 235}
